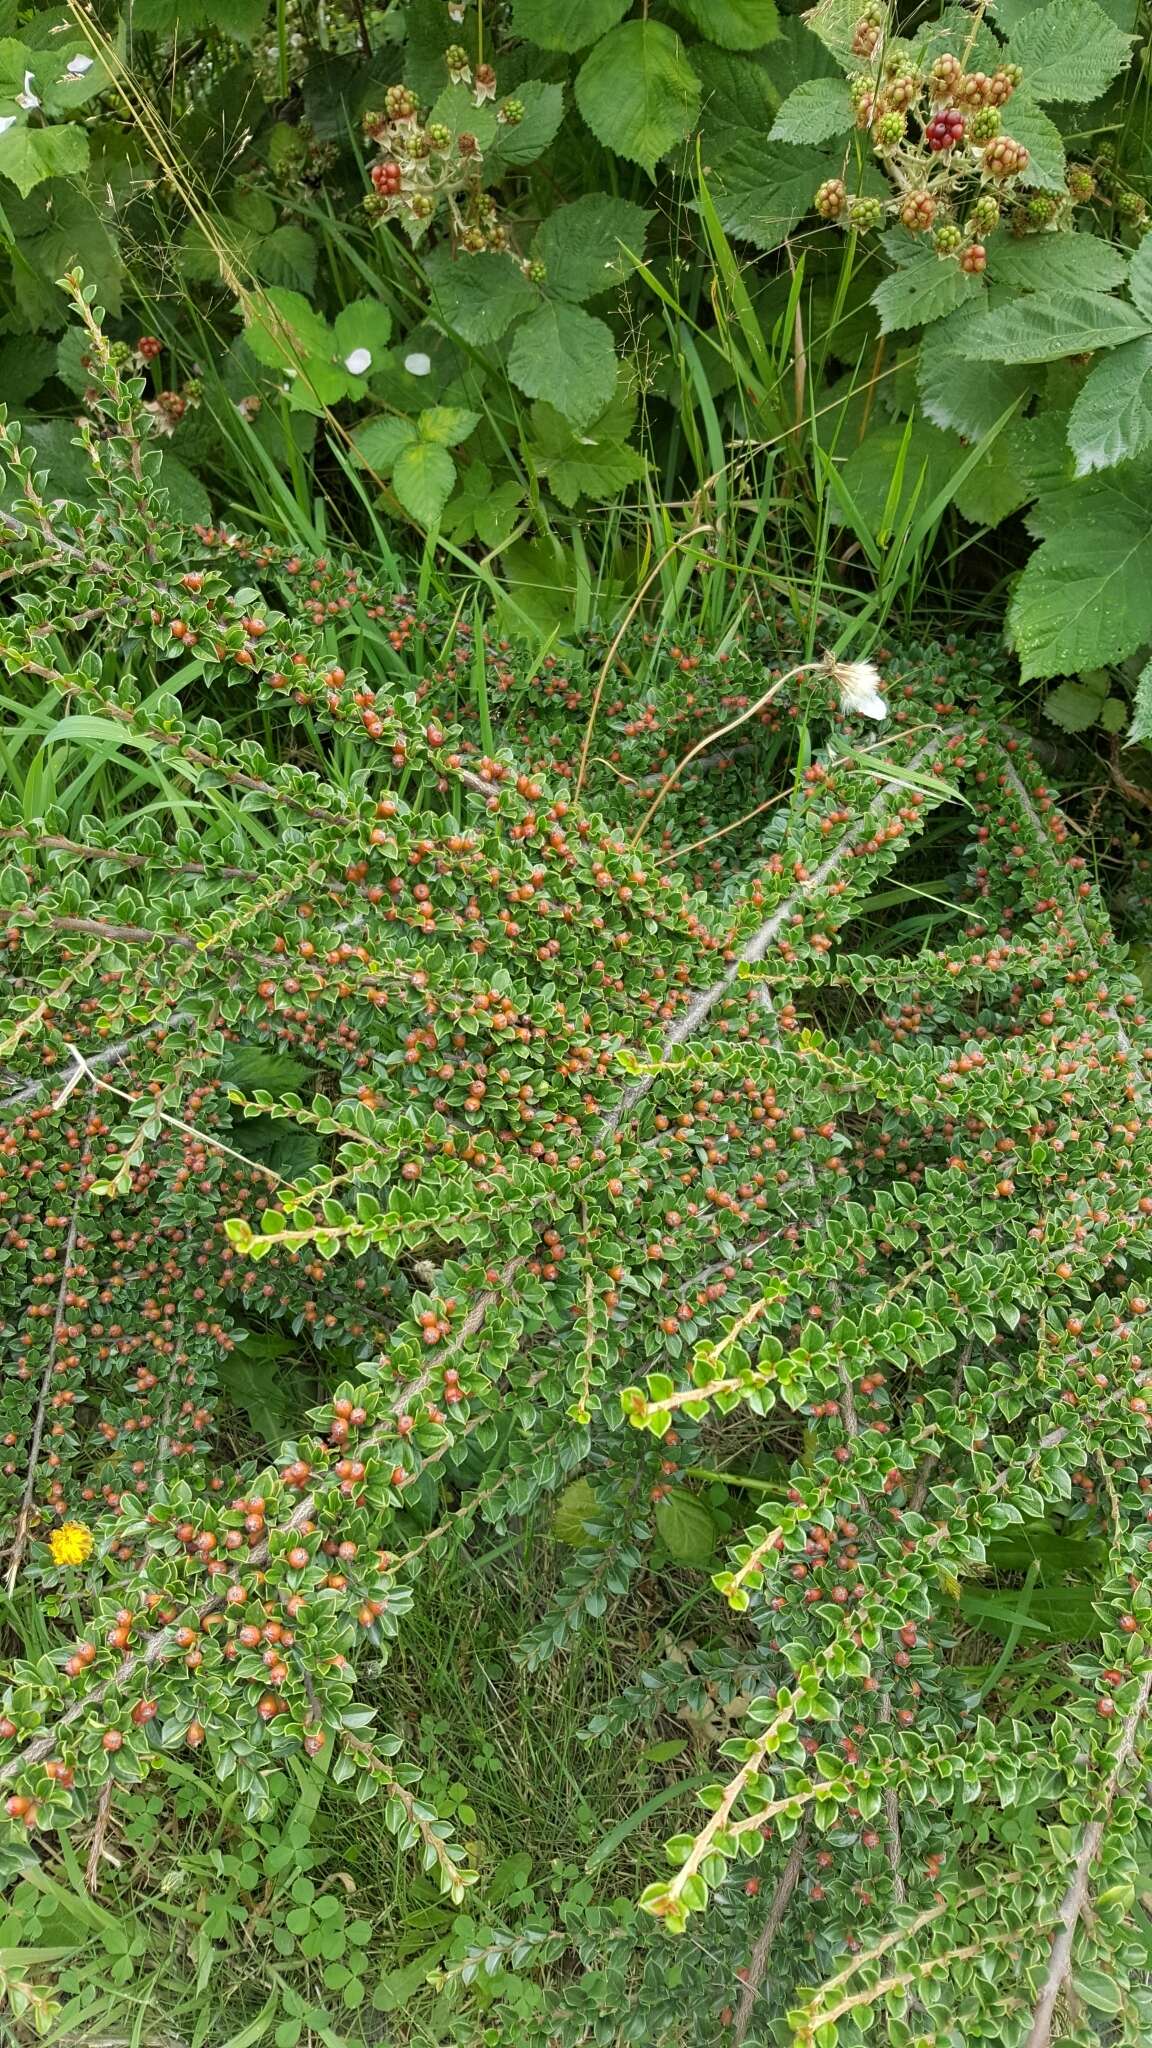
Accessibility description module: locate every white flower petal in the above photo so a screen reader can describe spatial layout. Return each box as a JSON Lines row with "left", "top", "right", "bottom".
{"left": 66, "top": 53, "right": 94, "bottom": 74}
{"left": 343, "top": 347, "right": 372, "bottom": 375}
{"left": 16, "top": 71, "right": 40, "bottom": 108}
{"left": 404, "top": 351, "right": 431, "bottom": 376}
{"left": 0, "top": 115, "right": 16, "bottom": 133}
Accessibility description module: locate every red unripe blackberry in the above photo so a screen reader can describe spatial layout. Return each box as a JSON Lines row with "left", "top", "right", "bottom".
{"left": 926, "top": 108, "right": 965, "bottom": 151}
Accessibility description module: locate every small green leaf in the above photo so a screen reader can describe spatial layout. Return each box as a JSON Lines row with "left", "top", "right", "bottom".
{"left": 532, "top": 193, "right": 651, "bottom": 303}
{"left": 351, "top": 415, "right": 420, "bottom": 472}
{"left": 391, "top": 440, "right": 456, "bottom": 526}
{"left": 669, "top": 0, "right": 779, "bottom": 48}
{"left": 489, "top": 80, "right": 565, "bottom": 167}
{"left": 769, "top": 77, "right": 852, "bottom": 144}
{"left": 506, "top": 301, "right": 618, "bottom": 427}
{"left": 552, "top": 1478, "right": 602, "bottom": 1544}
{"left": 1067, "top": 337, "right": 1152, "bottom": 474}
{"left": 423, "top": 247, "right": 537, "bottom": 345}
{"left": 417, "top": 405, "right": 480, "bottom": 447}
{"left": 654, "top": 1490, "right": 717, "bottom": 1566}
{"left": 575, "top": 19, "right": 701, "bottom": 175}
{"left": 1042, "top": 678, "right": 1107, "bottom": 731}
{"left": 510, "top": 0, "right": 630, "bottom": 52}
{"left": 872, "top": 254, "right": 982, "bottom": 337}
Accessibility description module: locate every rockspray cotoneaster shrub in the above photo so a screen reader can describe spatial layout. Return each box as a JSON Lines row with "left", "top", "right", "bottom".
{"left": 5, "top": 286, "right": 1152, "bottom": 2045}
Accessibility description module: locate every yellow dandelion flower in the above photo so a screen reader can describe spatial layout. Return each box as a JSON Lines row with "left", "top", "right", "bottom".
{"left": 49, "top": 1521, "right": 94, "bottom": 1567}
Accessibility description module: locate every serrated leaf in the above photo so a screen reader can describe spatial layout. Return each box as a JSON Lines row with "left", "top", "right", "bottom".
{"left": 1067, "top": 337, "right": 1152, "bottom": 474}
{"left": 761, "top": 15, "right": 841, "bottom": 95}
{"left": 506, "top": 301, "right": 618, "bottom": 427}
{"left": 255, "top": 225, "right": 317, "bottom": 295}
{"left": 953, "top": 417, "right": 1048, "bottom": 527}
{"left": 392, "top": 441, "right": 456, "bottom": 526}
{"left": 703, "top": 138, "right": 832, "bottom": 252}
{"left": 552, "top": 1478, "right": 602, "bottom": 1543}
{"left": 1008, "top": 467, "right": 1152, "bottom": 676}
{"left": 1003, "top": 93, "right": 1066, "bottom": 191}
{"left": 488, "top": 79, "right": 565, "bottom": 167}
{"left": 530, "top": 399, "right": 647, "bottom": 505}
{"left": 575, "top": 20, "right": 701, "bottom": 175}
{"left": 0, "top": 117, "right": 88, "bottom": 198}
{"left": 418, "top": 404, "right": 479, "bottom": 446}
{"left": 918, "top": 315, "right": 1037, "bottom": 437}
{"left": 1130, "top": 655, "right": 1152, "bottom": 744}
{"left": 872, "top": 254, "right": 982, "bottom": 336}
{"left": 654, "top": 1490, "right": 717, "bottom": 1566}
{"left": 669, "top": 0, "right": 779, "bottom": 49}
{"left": 510, "top": 0, "right": 630, "bottom": 51}
{"left": 1007, "top": 0, "right": 1132, "bottom": 102}
{"left": 987, "top": 233, "right": 1129, "bottom": 295}
{"left": 351, "top": 414, "right": 419, "bottom": 472}
{"left": 532, "top": 193, "right": 651, "bottom": 303}
{"left": 1043, "top": 678, "right": 1107, "bottom": 730}
{"left": 244, "top": 286, "right": 331, "bottom": 373}
{"left": 423, "top": 247, "right": 537, "bottom": 345}
{"left": 769, "top": 76, "right": 852, "bottom": 143}
{"left": 1129, "top": 236, "right": 1152, "bottom": 323}
{"left": 955, "top": 289, "right": 1150, "bottom": 363}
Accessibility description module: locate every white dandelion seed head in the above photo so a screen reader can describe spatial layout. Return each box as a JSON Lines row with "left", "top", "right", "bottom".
{"left": 830, "top": 658, "right": 887, "bottom": 722}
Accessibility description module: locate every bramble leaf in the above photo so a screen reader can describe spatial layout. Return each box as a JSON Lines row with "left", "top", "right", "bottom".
{"left": 575, "top": 20, "right": 701, "bottom": 174}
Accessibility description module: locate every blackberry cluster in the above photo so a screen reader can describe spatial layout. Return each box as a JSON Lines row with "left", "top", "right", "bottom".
{"left": 361, "top": 64, "right": 529, "bottom": 262}
{"left": 813, "top": 8, "right": 1033, "bottom": 269}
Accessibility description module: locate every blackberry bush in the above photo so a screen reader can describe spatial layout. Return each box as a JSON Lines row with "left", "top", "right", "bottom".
{"left": 4, "top": 285, "right": 1152, "bottom": 2045}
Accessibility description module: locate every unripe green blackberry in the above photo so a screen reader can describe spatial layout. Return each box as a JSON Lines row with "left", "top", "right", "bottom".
{"left": 848, "top": 194, "right": 884, "bottom": 229}
{"left": 933, "top": 224, "right": 962, "bottom": 253}
{"left": 849, "top": 73, "right": 874, "bottom": 107}
{"left": 526, "top": 260, "right": 547, "bottom": 284}
{"left": 384, "top": 85, "right": 418, "bottom": 121}
{"left": 1065, "top": 164, "right": 1096, "bottom": 204}
{"left": 486, "top": 225, "right": 510, "bottom": 251}
{"left": 409, "top": 192, "right": 433, "bottom": 220}
{"left": 966, "top": 195, "right": 1000, "bottom": 235}
{"left": 108, "top": 341, "right": 131, "bottom": 366}
{"left": 1118, "top": 189, "right": 1148, "bottom": 224}
{"left": 499, "top": 97, "right": 525, "bottom": 125}
{"left": 1023, "top": 191, "right": 1059, "bottom": 225}
{"left": 426, "top": 123, "right": 451, "bottom": 150}
{"left": 444, "top": 44, "right": 469, "bottom": 78}
{"left": 460, "top": 225, "right": 486, "bottom": 252}
{"left": 815, "top": 177, "right": 847, "bottom": 220}
{"left": 875, "top": 110, "right": 905, "bottom": 147}
{"left": 969, "top": 106, "right": 1000, "bottom": 144}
